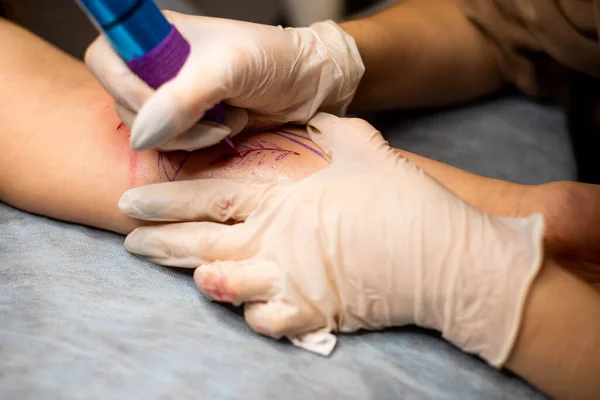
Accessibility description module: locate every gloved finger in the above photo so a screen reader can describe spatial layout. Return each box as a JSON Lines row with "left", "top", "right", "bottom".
{"left": 193, "top": 259, "right": 280, "bottom": 305}
{"left": 85, "top": 35, "right": 153, "bottom": 112}
{"left": 244, "top": 301, "right": 325, "bottom": 339}
{"left": 155, "top": 122, "right": 232, "bottom": 152}
{"left": 156, "top": 107, "right": 247, "bottom": 152}
{"left": 129, "top": 55, "right": 233, "bottom": 150}
{"left": 222, "top": 105, "right": 249, "bottom": 137}
{"left": 124, "top": 222, "right": 248, "bottom": 267}
{"left": 306, "top": 113, "right": 388, "bottom": 160}
{"left": 116, "top": 104, "right": 135, "bottom": 129}
{"left": 245, "top": 112, "right": 284, "bottom": 133}
{"left": 119, "top": 178, "right": 280, "bottom": 222}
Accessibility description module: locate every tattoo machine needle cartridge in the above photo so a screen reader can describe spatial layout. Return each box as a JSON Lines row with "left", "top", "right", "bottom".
{"left": 76, "top": 0, "right": 237, "bottom": 151}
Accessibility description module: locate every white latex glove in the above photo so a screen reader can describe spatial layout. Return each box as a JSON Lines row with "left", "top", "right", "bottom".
{"left": 85, "top": 11, "right": 365, "bottom": 151}
{"left": 118, "top": 113, "right": 544, "bottom": 366}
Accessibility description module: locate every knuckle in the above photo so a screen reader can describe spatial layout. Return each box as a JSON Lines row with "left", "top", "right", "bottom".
{"left": 344, "top": 117, "right": 373, "bottom": 130}
{"left": 227, "top": 46, "right": 249, "bottom": 66}
{"left": 199, "top": 230, "right": 223, "bottom": 256}
{"left": 211, "top": 192, "right": 236, "bottom": 221}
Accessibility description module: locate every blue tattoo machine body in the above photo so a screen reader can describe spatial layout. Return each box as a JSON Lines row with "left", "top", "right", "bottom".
{"left": 77, "top": 0, "right": 235, "bottom": 149}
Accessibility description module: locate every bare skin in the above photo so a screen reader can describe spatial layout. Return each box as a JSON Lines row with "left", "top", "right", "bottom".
{"left": 341, "top": 0, "right": 505, "bottom": 111}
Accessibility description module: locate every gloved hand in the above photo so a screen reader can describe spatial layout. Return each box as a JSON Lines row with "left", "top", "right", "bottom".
{"left": 118, "top": 113, "right": 544, "bottom": 366}
{"left": 85, "top": 11, "right": 365, "bottom": 151}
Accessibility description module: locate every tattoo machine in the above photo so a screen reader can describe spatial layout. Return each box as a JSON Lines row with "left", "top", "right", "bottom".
{"left": 76, "top": 0, "right": 236, "bottom": 150}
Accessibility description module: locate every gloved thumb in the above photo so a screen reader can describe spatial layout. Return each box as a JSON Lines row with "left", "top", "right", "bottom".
{"left": 155, "top": 106, "right": 247, "bottom": 152}
{"left": 306, "top": 113, "right": 389, "bottom": 163}
{"left": 129, "top": 58, "right": 231, "bottom": 150}
{"left": 86, "top": 32, "right": 233, "bottom": 151}
{"left": 244, "top": 301, "right": 337, "bottom": 356}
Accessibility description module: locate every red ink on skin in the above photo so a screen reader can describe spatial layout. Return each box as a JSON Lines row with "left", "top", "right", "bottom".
{"left": 208, "top": 147, "right": 299, "bottom": 166}
{"left": 116, "top": 121, "right": 137, "bottom": 186}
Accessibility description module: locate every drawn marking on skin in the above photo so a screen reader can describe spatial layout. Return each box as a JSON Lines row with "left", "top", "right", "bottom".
{"left": 272, "top": 131, "right": 330, "bottom": 162}
{"left": 208, "top": 139, "right": 299, "bottom": 166}
{"left": 157, "top": 151, "right": 192, "bottom": 182}
{"left": 155, "top": 130, "right": 322, "bottom": 181}
{"left": 117, "top": 121, "right": 191, "bottom": 182}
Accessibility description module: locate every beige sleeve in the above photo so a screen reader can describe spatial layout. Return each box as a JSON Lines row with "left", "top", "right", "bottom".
{"left": 461, "top": 0, "right": 600, "bottom": 98}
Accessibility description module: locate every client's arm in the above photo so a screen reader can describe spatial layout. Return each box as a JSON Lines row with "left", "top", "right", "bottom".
{"left": 0, "top": 17, "right": 519, "bottom": 236}
{"left": 0, "top": 19, "right": 331, "bottom": 234}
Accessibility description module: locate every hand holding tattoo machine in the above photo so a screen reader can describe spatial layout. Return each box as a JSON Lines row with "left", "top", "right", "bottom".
{"left": 76, "top": 0, "right": 236, "bottom": 151}
{"left": 81, "top": 5, "right": 366, "bottom": 151}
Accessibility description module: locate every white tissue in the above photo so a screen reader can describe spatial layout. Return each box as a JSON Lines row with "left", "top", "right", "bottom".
{"left": 288, "top": 329, "right": 337, "bottom": 356}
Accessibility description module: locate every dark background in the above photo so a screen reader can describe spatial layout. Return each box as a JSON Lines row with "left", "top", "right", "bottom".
{"left": 0, "top": 0, "right": 383, "bottom": 59}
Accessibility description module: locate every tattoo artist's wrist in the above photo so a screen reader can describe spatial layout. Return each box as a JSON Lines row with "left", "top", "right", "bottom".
{"left": 308, "top": 21, "right": 366, "bottom": 116}
{"left": 439, "top": 213, "right": 545, "bottom": 367}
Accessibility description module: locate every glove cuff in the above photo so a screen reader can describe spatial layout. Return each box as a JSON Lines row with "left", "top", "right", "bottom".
{"left": 307, "top": 21, "right": 366, "bottom": 117}
{"left": 440, "top": 213, "right": 545, "bottom": 367}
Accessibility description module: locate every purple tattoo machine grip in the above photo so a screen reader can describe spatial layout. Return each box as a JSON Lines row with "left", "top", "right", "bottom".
{"left": 77, "top": 0, "right": 234, "bottom": 149}
{"left": 126, "top": 27, "right": 227, "bottom": 121}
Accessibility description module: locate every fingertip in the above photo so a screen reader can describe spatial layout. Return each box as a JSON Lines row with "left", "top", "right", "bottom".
{"left": 129, "top": 131, "right": 158, "bottom": 151}
{"left": 224, "top": 106, "right": 248, "bottom": 137}
{"left": 244, "top": 302, "right": 276, "bottom": 338}
{"left": 244, "top": 301, "right": 304, "bottom": 339}
{"left": 194, "top": 264, "right": 237, "bottom": 304}
{"left": 307, "top": 112, "right": 338, "bottom": 129}
{"left": 123, "top": 226, "right": 146, "bottom": 254}
{"left": 84, "top": 35, "right": 107, "bottom": 68}
{"left": 130, "top": 89, "right": 179, "bottom": 150}
{"left": 307, "top": 113, "right": 339, "bottom": 157}
{"left": 83, "top": 39, "right": 96, "bottom": 67}
{"left": 118, "top": 191, "right": 134, "bottom": 216}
